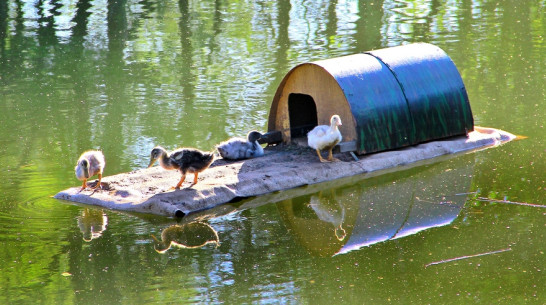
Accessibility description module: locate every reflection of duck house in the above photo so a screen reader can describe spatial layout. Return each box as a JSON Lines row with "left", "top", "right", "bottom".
{"left": 266, "top": 43, "right": 474, "bottom": 154}
{"left": 278, "top": 156, "right": 474, "bottom": 256}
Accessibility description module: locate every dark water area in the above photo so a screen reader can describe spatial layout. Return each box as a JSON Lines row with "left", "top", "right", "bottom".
{"left": 0, "top": 0, "right": 544, "bottom": 303}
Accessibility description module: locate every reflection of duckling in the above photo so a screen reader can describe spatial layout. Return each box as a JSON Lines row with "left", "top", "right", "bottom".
{"left": 308, "top": 191, "right": 346, "bottom": 241}
{"left": 307, "top": 114, "right": 342, "bottom": 162}
{"left": 151, "top": 222, "right": 219, "bottom": 253}
{"left": 75, "top": 150, "right": 105, "bottom": 192}
{"left": 216, "top": 131, "right": 264, "bottom": 160}
{"left": 77, "top": 208, "right": 108, "bottom": 242}
{"left": 148, "top": 146, "right": 214, "bottom": 189}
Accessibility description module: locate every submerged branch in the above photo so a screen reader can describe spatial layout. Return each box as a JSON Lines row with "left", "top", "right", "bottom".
{"left": 476, "top": 197, "right": 546, "bottom": 208}
{"left": 425, "top": 247, "right": 512, "bottom": 268}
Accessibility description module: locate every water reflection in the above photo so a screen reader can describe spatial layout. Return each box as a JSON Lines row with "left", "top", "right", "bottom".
{"left": 0, "top": 0, "right": 544, "bottom": 303}
{"left": 278, "top": 156, "right": 474, "bottom": 257}
{"left": 151, "top": 222, "right": 220, "bottom": 253}
{"left": 77, "top": 208, "right": 108, "bottom": 242}
{"left": 307, "top": 190, "right": 347, "bottom": 241}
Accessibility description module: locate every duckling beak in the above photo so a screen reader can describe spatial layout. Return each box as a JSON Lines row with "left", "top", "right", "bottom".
{"left": 147, "top": 158, "right": 156, "bottom": 168}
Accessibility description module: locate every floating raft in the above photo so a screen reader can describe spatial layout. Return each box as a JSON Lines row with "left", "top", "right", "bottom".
{"left": 54, "top": 127, "right": 516, "bottom": 217}
{"left": 55, "top": 43, "right": 516, "bottom": 216}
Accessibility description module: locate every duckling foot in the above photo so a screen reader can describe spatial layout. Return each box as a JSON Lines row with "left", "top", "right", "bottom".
{"left": 327, "top": 150, "right": 340, "bottom": 162}
{"left": 316, "top": 149, "right": 329, "bottom": 163}
{"left": 88, "top": 174, "right": 103, "bottom": 191}
{"left": 174, "top": 174, "right": 187, "bottom": 189}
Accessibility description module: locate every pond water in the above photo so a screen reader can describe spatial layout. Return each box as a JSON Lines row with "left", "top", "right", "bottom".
{"left": 0, "top": 0, "right": 544, "bottom": 303}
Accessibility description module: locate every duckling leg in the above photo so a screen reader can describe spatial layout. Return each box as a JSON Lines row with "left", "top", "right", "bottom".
{"left": 316, "top": 149, "right": 328, "bottom": 163}
{"left": 79, "top": 179, "right": 88, "bottom": 192}
{"left": 175, "top": 174, "right": 186, "bottom": 189}
{"left": 91, "top": 173, "right": 103, "bottom": 190}
{"left": 327, "top": 149, "right": 340, "bottom": 162}
{"left": 192, "top": 172, "right": 199, "bottom": 185}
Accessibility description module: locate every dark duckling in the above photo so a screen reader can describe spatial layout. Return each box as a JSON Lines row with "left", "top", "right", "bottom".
{"left": 148, "top": 146, "right": 214, "bottom": 188}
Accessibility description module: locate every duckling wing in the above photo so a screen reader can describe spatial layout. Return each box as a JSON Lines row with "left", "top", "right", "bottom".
{"left": 217, "top": 138, "right": 251, "bottom": 160}
{"left": 308, "top": 125, "right": 328, "bottom": 138}
{"left": 307, "top": 125, "right": 329, "bottom": 149}
{"left": 234, "top": 142, "right": 255, "bottom": 159}
{"left": 85, "top": 151, "right": 105, "bottom": 176}
{"left": 248, "top": 141, "right": 264, "bottom": 158}
{"left": 172, "top": 148, "right": 214, "bottom": 172}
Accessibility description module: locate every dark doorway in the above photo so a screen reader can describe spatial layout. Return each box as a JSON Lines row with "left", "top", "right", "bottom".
{"left": 288, "top": 93, "right": 318, "bottom": 138}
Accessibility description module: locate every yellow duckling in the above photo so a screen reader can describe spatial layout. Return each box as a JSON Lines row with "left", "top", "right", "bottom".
{"left": 75, "top": 150, "right": 105, "bottom": 192}
{"left": 148, "top": 146, "right": 214, "bottom": 189}
{"left": 307, "top": 114, "right": 343, "bottom": 162}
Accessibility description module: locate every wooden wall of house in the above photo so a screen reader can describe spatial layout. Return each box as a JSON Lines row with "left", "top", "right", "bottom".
{"left": 269, "top": 63, "right": 356, "bottom": 144}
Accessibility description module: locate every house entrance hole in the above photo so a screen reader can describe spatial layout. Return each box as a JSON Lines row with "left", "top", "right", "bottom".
{"left": 288, "top": 93, "right": 318, "bottom": 139}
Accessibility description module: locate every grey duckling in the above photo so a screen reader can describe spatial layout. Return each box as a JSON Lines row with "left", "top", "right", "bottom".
{"left": 75, "top": 150, "right": 105, "bottom": 192}
{"left": 216, "top": 130, "right": 264, "bottom": 160}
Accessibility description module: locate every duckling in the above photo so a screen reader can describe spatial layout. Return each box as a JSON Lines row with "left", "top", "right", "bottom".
{"left": 307, "top": 114, "right": 343, "bottom": 162}
{"left": 216, "top": 130, "right": 264, "bottom": 160}
{"left": 75, "top": 150, "right": 105, "bottom": 192}
{"left": 148, "top": 146, "right": 214, "bottom": 188}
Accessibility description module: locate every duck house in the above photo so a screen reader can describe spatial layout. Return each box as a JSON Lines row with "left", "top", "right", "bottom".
{"left": 267, "top": 43, "right": 474, "bottom": 154}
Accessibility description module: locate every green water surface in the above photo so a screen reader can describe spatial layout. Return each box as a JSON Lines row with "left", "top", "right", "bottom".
{"left": 0, "top": 0, "right": 544, "bottom": 304}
